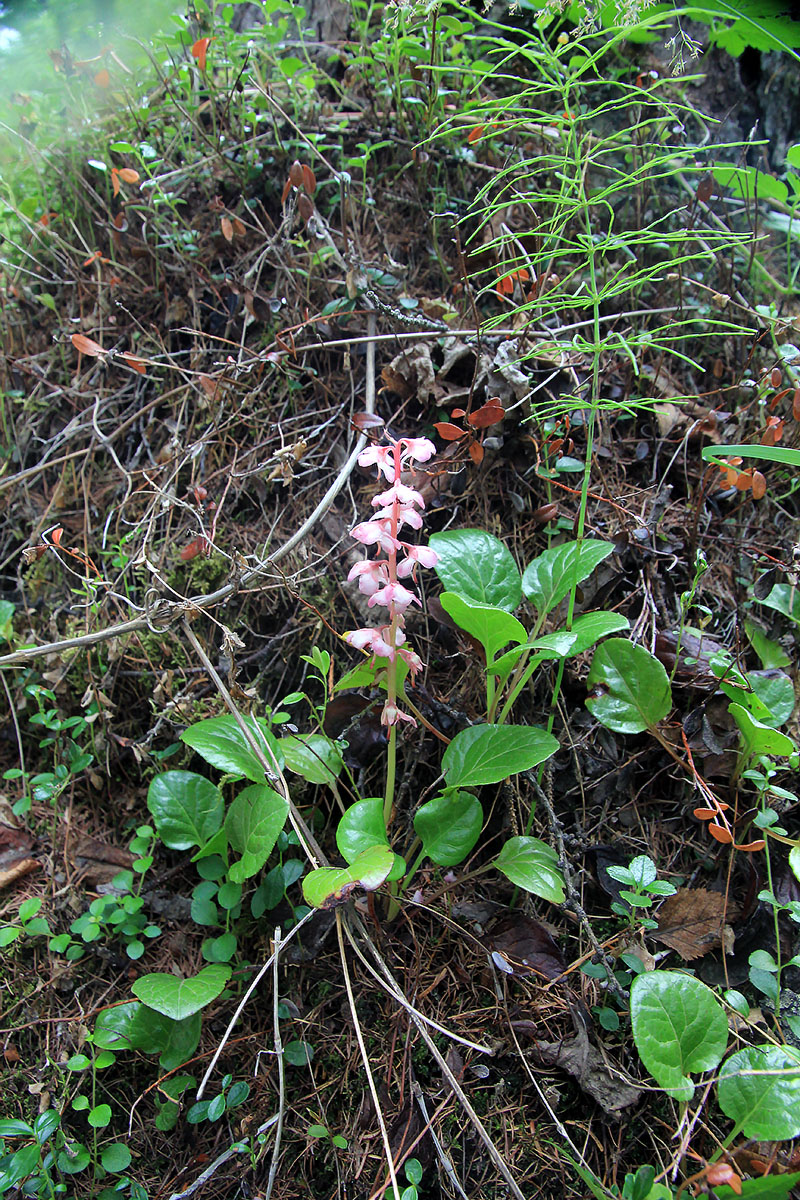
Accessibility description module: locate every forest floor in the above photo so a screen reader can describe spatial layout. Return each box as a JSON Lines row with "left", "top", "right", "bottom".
{"left": 1, "top": 3, "right": 800, "bottom": 1199}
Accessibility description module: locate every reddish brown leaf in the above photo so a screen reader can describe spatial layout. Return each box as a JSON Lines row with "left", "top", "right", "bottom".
{"left": 289, "top": 160, "right": 304, "bottom": 188}
{"left": 302, "top": 164, "right": 316, "bottom": 195}
{"left": 351, "top": 412, "right": 385, "bottom": 432}
{"left": 450, "top": 408, "right": 466, "bottom": 419}
{"left": 111, "top": 168, "right": 120, "bottom": 197}
{"left": 771, "top": 366, "right": 782, "bottom": 389}
{"left": 696, "top": 175, "right": 714, "bottom": 205}
{"left": 693, "top": 807, "right": 717, "bottom": 820}
{"left": 532, "top": 502, "right": 558, "bottom": 525}
{"left": 180, "top": 536, "right": 209, "bottom": 561}
{"left": 122, "top": 353, "right": 146, "bottom": 375}
{"left": 220, "top": 215, "right": 233, "bottom": 243}
{"left": 50, "top": 527, "right": 64, "bottom": 547}
{"left": 467, "top": 124, "right": 485, "bottom": 144}
{"left": 751, "top": 470, "right": 766, "bottom": 500}
{"left": 706, "top": 1164, "right": 741, "bottom": 1194}
{"left": 708, "top": 823, "right": 733, "bottom": 844}
{"left": 433, "top": 422, "right": 465, "bottom": 441}
{"left": 297, "top": 193, "right": 314, "bottom": 223}
{"left": 468, "top": 400, "right": 505, "bottom": 429}
{"left": 468, "top": 441, "right": 484, "bottom": 465}
{"left": 232, "top": 216, "right": 245, "bottom": 238}
{"left": 118, "top": 167, "right": 139, "bottom": 185}
{"left": 281, "top": 177, "right": 292, "bottom": 204}
{"left": 793, "top": 389, "right": 800, "bottom": 422}
{"left": 71, "top": 333, "right": 105, "bottom": 357}
{"left": 192, "top": 37, "right": 213, "bottom": 70}
{"left": 734, "top": 839, "right": 765, "bottom": 852}
{"left": 94, "top": 67, "right": 110, "bottom": 88}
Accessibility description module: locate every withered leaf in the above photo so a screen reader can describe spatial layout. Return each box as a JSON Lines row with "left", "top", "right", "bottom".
{"left": 487, "top": 912, "right": 566, "bottom": 981}
{"left": 654, "top": 887, "right": 736, "bottom": 962}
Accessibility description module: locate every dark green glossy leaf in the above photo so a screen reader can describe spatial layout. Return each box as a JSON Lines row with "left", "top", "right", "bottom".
{"left": 442, "top": 724, "right": 558, "bottom": 789}
{"left": 586, "top": 639, "right": 671, "bottom": 733}
{"left": 492, "top": 837, "right": 565, "bottom": 903}
{"left": 225, "top": 784, "right": 289, "bottom": 883}
{"left": 430, "top": 529, "right": 521, "bottom": 611}
{"left": 522, "top": 539, "right": 614, "bottom": 617}
{"left": 147, "top": 771, "right": 223, "bottom": 850}
{"left": 181, "top": 715, "right": 283, "bottom": 782}
{"left": 630, "top": 971, "right": 727, "bottom": 1100}
{"left": 414, "top": 791, "right": 482, "bottom": 866}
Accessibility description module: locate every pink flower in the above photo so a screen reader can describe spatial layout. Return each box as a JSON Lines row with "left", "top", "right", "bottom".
{"left": 400, "top": 437, "right": 436, "bottom": 463}
{"left": 381, "top": 701, "right": 417, "bottom": 728}
{"left": 395, "top": 544, "right": 438, "bottom": 577}
{"left": 347, "top": 559, "right": 388, "bottom": 597}
{"left": 398, "top": 647, "right": 423, "bottom": 676}
{"left": 351, "top": 520, "right": 402, "bottom": 553}
{"left": 367, "top": 582, "right": 420, "bottom": 613}
{"left": 372, "top": 482, "right": 425, "bottom": 510}
{"left": 345, "top": 627, "right": 396, "bottom": 659}
{"left": 358, "top": 445, "right": 396, "bottom": 482}
{"left": 371, "top": 505, "right": 423, "bottom": 531}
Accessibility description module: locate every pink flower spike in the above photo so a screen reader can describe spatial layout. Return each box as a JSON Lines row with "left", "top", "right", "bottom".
{"left": 372, "top": 482, "right": 426, "bottom": 510}
{"left": 367, "top": 582, "right": 420, "bottom": 613}
{"left": 401, "top": 437, "right": 436, "bottom": 463}
{"left": 381, "top": 701, "right": 417, "bottom": 728}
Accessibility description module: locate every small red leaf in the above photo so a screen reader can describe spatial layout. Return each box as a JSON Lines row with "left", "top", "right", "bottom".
{"left": 220, "top": 215, "right": 233, "bottom": 242}
{"left": 180, "top": 536, "right": 209, "bottom": 561}
{"left": 468, "top": 441, "right": 484, "bottom": 465}
{"left": 118, "top": 167, "right": 139, "bottom": 185}
{"left": 696, "top": 175, "right": 714, "bottom": 205}
{"left": 751, "top": 470, "right": 766, "bottom": 500}
{"left": 289, "top": 160, "right": 304, "bottom": 188}
{"left": 433, "top": 422, "right": 465, "bottom": 441}
{"left": 707, "top": 823, "right": 733, "bottom": 844}
{"left": 302, "top": 164, "right": 316, "bottom": 195}
{"left": 94, "top": 67, "right": 110, "bottom": 88}
{"left": 467, "top": 125, "right": 485, "bottom": 144}
{"left": 71, "top": 333, "right": 105, "bottom": 357}
{"left": 734, "top": 839, "right": 765, "bottom": 853}
{"left": 192, "top": 37, "right": 213, "bottom": 70}
{"left": 450, "top": 408, "right": 466, "bottom": 419}
{"left": 693, "top": 808, "right": 717, "bottom": 820}
{"left": 50, "top": 527, "right": 64, "bottom": 547}
{"left": 468, "top": 400, "right": 505, "bottom": 429}
{"left": 111, "top": 167, "right": 120, "bottom": 197}
{"left": 122, "top": 353, "right": 146, "bottom": 375}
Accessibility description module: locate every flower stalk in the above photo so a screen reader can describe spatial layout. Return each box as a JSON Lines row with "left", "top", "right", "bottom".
{"left": 344, "top": 436, "right": 437, "bottom": 825}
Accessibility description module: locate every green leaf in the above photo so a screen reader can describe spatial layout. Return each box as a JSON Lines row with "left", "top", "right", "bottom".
{"left": 747, "top": 671, "right": 795, "bottom": 725}
{"left": 0, "top": 1119, "right": 34, "bottom": 1136}
{"left": 336, "top": 798, "right": 405, "bottom": 881}
{"left": 439, "top": 593, "right": 527, "bottom": 663}
{"left": 790, "top": 846, "right": 800, "bottom": 885}
{"left": 94, "top": 1001, "right": 201, "bottom": 1070}
{"left": 718, "top": 1046, "right": 800, "bottom": 1139}
{"left": 430, "top": 529, "right": 522, "bottom": 611}
{"left": 225, "top": 784, "right": 289, "bottom": 883}
{"left": 414, "top": 791, "right": 483, "bottom": 866}
{"left": 746, "top": 621, "right": 791, "bottom": 669}
{"left": 492, "top": 837, "right": 565, "bottom": 903}
{"left": 716, "top": 1172, "right": 800, "bottom": 1199}
{"left": 147, "top": 771, "right": 223, "bottom": 850}
{"left": 302, "top": 845, "right": 394, "bottom": 909}
{"left": 630, "top": 971, "right": 728, "bottom": 1100}
{"left": 101, "top": 1143, "right": 132, "bottom": 1173}
{"left": 712, "top": 164, "right": 788, "bottom": 204}
{"left": 181, "top": 715, "right": 283, "bottom": 782}
{"left": 760, "top": 583, "right": 800, "bottom": 625}
{"left": 132, "top": 964, "right": 232, "bottom": 1021}
{"left": 0, "top": 599, "right": 14, "bottom": 643}
{"left": 284, "top": 1039, "right": 314, "bottom": 1066}
{"left": 522, "top": 539, "right": 614, "bottom": 617}
{"left": 729, "top": 704, "right": 797, "bottom": 761}
{"left": 88, "top": 1104, "right": 112, "bottom": 1128}
{"left": 281, "top": 734, "right": 343, "bottom": 784}
{"left": 442, "top": 724, "right": 558, "bottom": 789}
{"left": 586, "top": 640, "right": 672, "bottom": 733}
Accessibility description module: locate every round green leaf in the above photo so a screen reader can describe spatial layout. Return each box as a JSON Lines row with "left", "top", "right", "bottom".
{"left": 281, "top": 734, "right": 344, "bottom": 784}
{"left": 147, "top": 771, "right": 223, "bottom": 850}
{"left": 442, "top": 724, "right": 558, "bottom": 789}
{"left": 630, "top": 971, "right": 728, "bottom": 1100}
{"left": 336, "top": 798, "right": 405, "bottom": 881}
{"left": 414, "top": 792, "right": 482, "bottom": 866}
{"left": 586, "top": 639, "right": 671, "bottom": 733}
{"left": 302, "top": 845, "right": 393, "bottom": 909}
{"left": 202, "top": 932, "right": 237, "bottom": 962}
{"left": 132, "top": 964, "right": 232, "bottom": 1021}
{"left": 439, "top": 593, "right": 527, "bottom": 663}
{"left": 561, "top": 610, "right": 630, "bottom": 654}
{"left": 718, "top": 1046, "right": 800, "bottom": 1139}
{"left": 88, "top": 1105, "right": 112, "bottom": 1129}
{"left": 57, "top": 1141, "right": 91, "bottom": 1174}
{"left": 225, "top": 784, "right": 289, "bottom": 883}
{"left": 100, "top": 1143, "right": 132, "bottom": 1173}
{"left": 522, "top": 539, "right": 614, "bottom": 617}
{"left": 492, "top": 836, "right": 565, "bottom": 903}
{"left": 284, "top": 1039, "right": 315, "bottom": 1066}
{"left": 181, "top": 715, "right": 283, "bottom": 782}
{"left": 430, "top": 529, "right": 522, "bottom": 611}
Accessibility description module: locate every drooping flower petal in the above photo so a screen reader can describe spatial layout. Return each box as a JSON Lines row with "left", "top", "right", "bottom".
{"left": 381, "top": 701, "right": 417, "bottom": 728}
{"left": 367, "top": 582, "right": 420, "bottom": 613}
{"left": 358, "top": 445, "right": 395, "bottom": 481}
{"left": 371, "top": 505, "right": 423, "bottom": 531}
{"left": 372, "top": 482, "right": 425, "bottom": 510}
{"left": 401, "top": 437, "right": 436, "bottom": 463}
{"left": 396, "top": 544, "right": 438, "bottom": 577}
{"left": 347, "top": 559, "right": 388, "bottom": 597}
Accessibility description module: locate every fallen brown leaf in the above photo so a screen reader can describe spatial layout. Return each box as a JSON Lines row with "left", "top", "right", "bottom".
{"left": 654, "top": 887, "right": 736, "bottom": 962}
